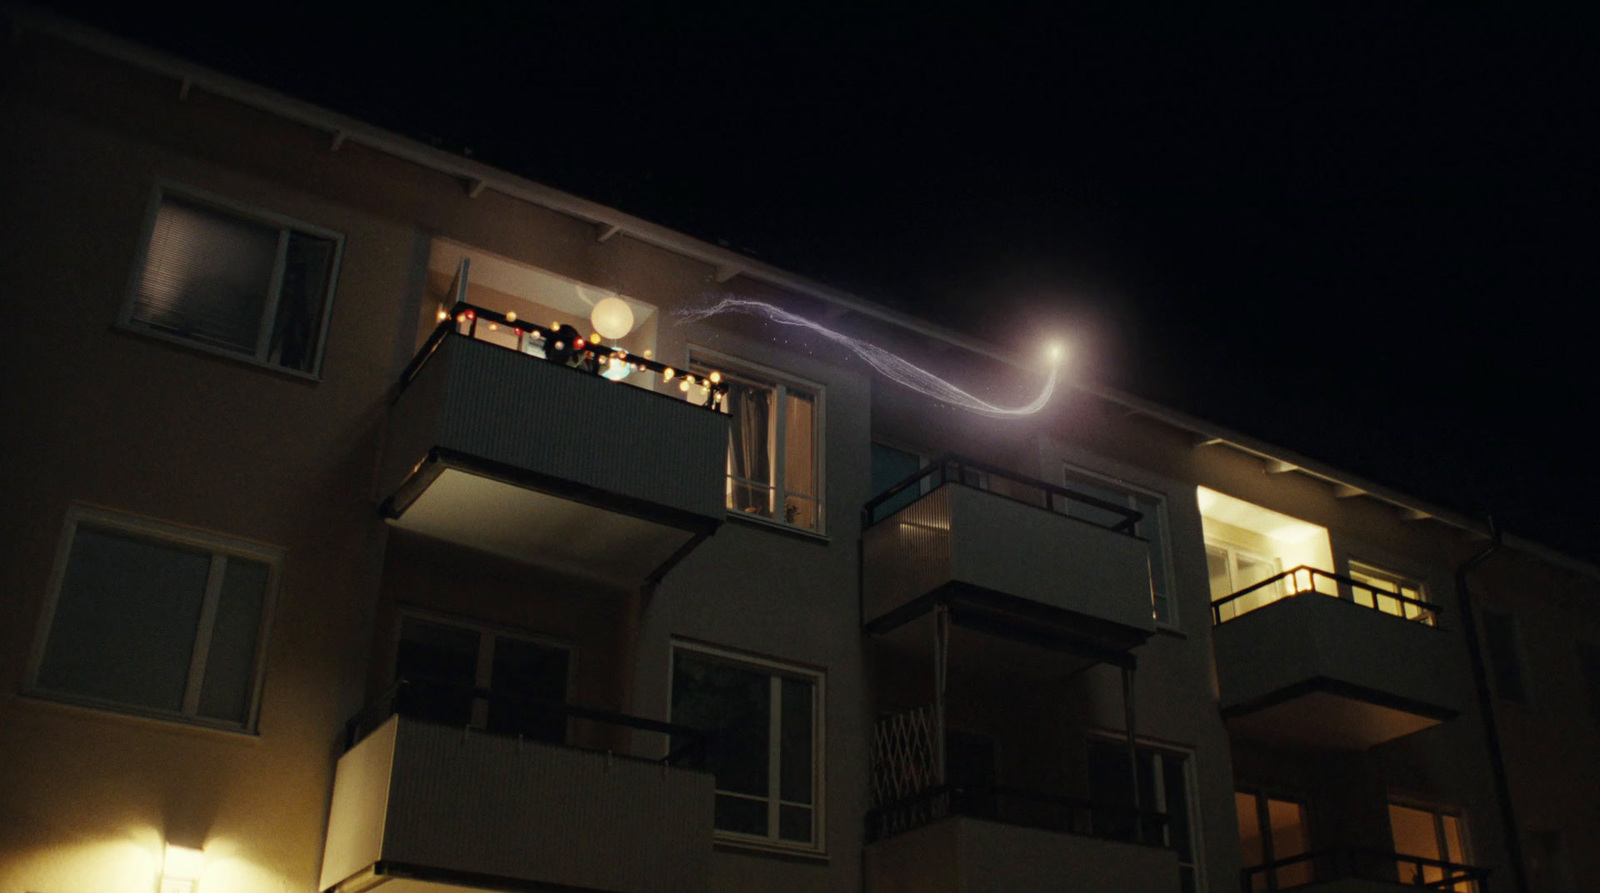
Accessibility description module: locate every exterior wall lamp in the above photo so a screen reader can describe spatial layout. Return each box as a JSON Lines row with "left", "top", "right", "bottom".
{"left": 161, "top": 844, "right": 204, "bottom": 893}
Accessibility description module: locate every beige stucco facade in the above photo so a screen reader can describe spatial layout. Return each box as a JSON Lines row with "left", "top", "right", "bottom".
{"left": 2, "top": 11, "right": 1596, "bottom": 893}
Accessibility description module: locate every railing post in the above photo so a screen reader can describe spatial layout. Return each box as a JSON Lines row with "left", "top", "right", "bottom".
{"left": 934, "top": 605, "right": 949, "bottom": 786}
{"left": 1122, "top": 662, "right": 1142, "bottom": 842}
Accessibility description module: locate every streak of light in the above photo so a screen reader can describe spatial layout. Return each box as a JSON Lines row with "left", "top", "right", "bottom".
{"left": 678, "top": 297, "right": 1061, "bottom": 417}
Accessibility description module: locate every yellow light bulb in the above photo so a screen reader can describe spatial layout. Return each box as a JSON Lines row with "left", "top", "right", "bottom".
{"left": 643, "top": 349, "right": 653, "bottom": 359}
{"left": 662, "top": 368, "right": 675, "bottom": 381}
{"left": 591, "top": 333, "right": 602, "bottom": 344}
{"left": 709, "top": 371, "right": 722, "bottom": 383}
{"left": 505, "top": 311, "right": 517, "bottom": 322}
{"left": 679, "top": 380, "right": 690, "bottom": 392}
{"left": 436, "top": 308, "right": 448, "bottom": 321}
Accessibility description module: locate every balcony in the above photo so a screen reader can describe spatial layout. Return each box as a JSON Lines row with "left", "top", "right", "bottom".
{"left": 1211, "top": 568, "right": 1461, "bottom": 749}
{"left": 1241, "top": 847, "right": 1489, "bottom": 892}
{"left": 862, "top": 457, "right": 1156, "bottom": 672}
{"left": 379, "top": 306, "right": 729, "bottom": 583}
{"left": 865, "top": 806, "right": 1179, "bottom": 893}
{"left": 318, "top": 682, "right": 714, "bottom": 893}
{"left": 864, "top": 705, "right": 1181, "bottom": 893}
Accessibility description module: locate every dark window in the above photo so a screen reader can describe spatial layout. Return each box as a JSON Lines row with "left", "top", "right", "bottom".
{"left": 870, "top": 443, "right": 925, "bottom": 520}
{"left": 1481, "top": 611, "right": 1528, "bottom": 704}
{"left": 671, "top": 648, "right": 821, "bottom": 849}
{"left": 32, "top": 508, "right": 275, "bottom": 730}
{"left": 128, "top": 190, "right": 340, "bottom": 375}
{"left": 394, "top": 615, "right": 569, "bottom": 744}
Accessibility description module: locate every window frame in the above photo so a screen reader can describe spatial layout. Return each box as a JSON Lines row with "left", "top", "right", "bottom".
{"left": 1234, "top": 787, "right": 1313, "bottom": 892}
{"left": 1387, "top": 799, "right": 1474, "bottom": 887}
{"left": 1063, "top": 464, "right": 1179, "bottom": 629}
{"left": 1346, "top": 559, "right": 1435, "bottom": 625}
{"left": 121, "top": 180, "right": 344, "bottom": 380}
{"left": 26, "top": 504, "right": 281, "bottom": 734}
{"left": 390, "top": 607, "right": 578, "bottom": 732}
{"left": 668, "top": 640, "right": 828, "bottom": 856}
{"left": 689, "top": 348, "right": 826, "bottom": 536}
{"left": 1087, "top": 733, "right": 1206, "bottom": 892}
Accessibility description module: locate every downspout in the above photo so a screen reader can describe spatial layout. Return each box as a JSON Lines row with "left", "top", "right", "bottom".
{"left": 1453, "top": 518, "right": 1527, "bottom": 893}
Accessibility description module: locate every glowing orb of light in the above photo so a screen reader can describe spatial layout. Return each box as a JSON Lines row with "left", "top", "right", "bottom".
{"left": 1047, "top": 341, "right": 1066, "bottom": 363}
{"left": 590, "top": 297, "right": 635, "bottom": 340}
{"left": 601, "top": 357, "right": 632, "bottom": 381}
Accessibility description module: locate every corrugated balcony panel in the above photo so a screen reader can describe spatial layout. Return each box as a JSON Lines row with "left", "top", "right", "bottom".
{"left": 1214, "top": 593, "right": 1464, "bottom": 749}
{"left": 379, "top": 336, "right": 729, "bottom": 576}
{"left": 864, "top": 816, "right": 1180, "bottom": 893}
{"left": 319, "top": 716, "right": 714, "bottom": 893}
{"left": 863, "top": 487, "right": 954, "bottom": 625}
{"left": 863, "top": 484, "right": 1156, "bottom": 648}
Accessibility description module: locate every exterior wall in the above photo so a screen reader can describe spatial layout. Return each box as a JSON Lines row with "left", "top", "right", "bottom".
{"left": 1474, "top": 551, "right": 1600, "bottom": 891}
{"left": 2, "top": 19, "right": 1594, "bottom": 893}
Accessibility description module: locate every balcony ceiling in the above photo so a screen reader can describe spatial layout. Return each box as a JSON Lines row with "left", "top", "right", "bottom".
{"left": 1225, "top": 690, "right": 1445, "bottom": 750}
{"left": 390, "top": 468, "right": 699, "bottom": 585}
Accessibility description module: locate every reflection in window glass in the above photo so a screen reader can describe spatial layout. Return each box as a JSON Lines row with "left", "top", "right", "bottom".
{"left": 672, "top": 648, "right": 821, "bottom": 849}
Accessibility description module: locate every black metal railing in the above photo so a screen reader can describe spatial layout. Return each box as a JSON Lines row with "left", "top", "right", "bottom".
{"left": 865, "top": 782, "right": 1169, "bottom": 847}
{"left": 1211, "top": 566, "right": 1443, "bottom": 627}
{"left": 1240, "top": 846, "right": 1489, "bottom": 892}
{"left": 344, "top": 677, "right": 708, "bottom": 766}
{"left": 863, "top": 454, "right": 1144, "bottom": 532}
{"left": 399, "top": 300, "right": 728, "bottom": 410}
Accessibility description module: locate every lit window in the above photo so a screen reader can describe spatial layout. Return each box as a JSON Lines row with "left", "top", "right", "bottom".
{"left": 28, "top": 506, "right": 278, "bottom": 731}
{"left": 392, "top": 613, "right": 571, "bottom": 742}
{"left": 1064, "top": 468, "right": 1178, "bottom": 626}
{"left": 1389, "top": 803, "right": 1472, "bottom": 890}
{"left": 1207, "top": 541, "right": 1285, "bottom": 620}
{"left": 691, "top": 357, "right": 822, "bottom": 531}
{"left": 125, "top": 185, "right": 342, "bottom": 375}
{"left": 670, "top": 644, "right": 824, "bottom": 851}
{"left": 1348, "top": 561, "right": 1434, "bottom": 624}
{"left": 1235, "top": 790, "right": 1311, "bottom": 891}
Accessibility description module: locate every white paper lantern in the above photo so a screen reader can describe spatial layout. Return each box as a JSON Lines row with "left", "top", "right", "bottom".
{"left": 590, "top": 297, "right": 635, "bottom": 340}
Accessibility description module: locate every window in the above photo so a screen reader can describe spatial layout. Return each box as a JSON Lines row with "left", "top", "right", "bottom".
{"left": 670, "top": 644, "right": 824, "bottom": 852}
{"left": 1064, "top": 467, "right": 1177, "bottom": 626}
{"left": 126, "top": 184, "right": 342, "bottom": 376}
{"left": 393, "top": 612, "right": 571, "bottom": 743}
{"left": 1480, "top": 610, "right": 1529, "bottom": 704}
{"left": 1389, "top": 803, "right": 1471, "bottom": 891}
{"left": 28, "top": 506, "right": 278, "bottom": 731}
{"left": 1235, "top": 790, "right": 1311, "bottom": 891}
{"left": 1348, "top": 561, "right": 1434, "bottom": 625}
{"left": 1577, "top": 642, "right": 1600, "bottom": 730}
{"left": 869, "top": 443, "right": 925, "bottom": 519}
{"left": 1088, "top": 740, "right": 1201, "bottom": 892}
{"left": 1207, "top": 542, "right": 1283, "bottom": 621}
{"left": 691, "top": 355, "right": 822, "bottom": 532}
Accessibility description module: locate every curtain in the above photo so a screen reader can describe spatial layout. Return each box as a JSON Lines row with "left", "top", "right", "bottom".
{"left": 726, "top": 380, "right": 774, "bottom": 515}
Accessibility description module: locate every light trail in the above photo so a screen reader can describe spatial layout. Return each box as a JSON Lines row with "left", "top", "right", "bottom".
{"left": 677, "top": 297, "right": 1061, "bottom": 418}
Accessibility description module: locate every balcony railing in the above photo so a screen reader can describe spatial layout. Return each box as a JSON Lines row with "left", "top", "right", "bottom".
{"left": 345, "top": 676, "right": 706, "bottom": 765}
{"left": 864, "top": 454, "right": 1142, "bottom": 531}
{"left": 405, "top": 300, "right": 729, "bottom": 409}
{"left": 866, "top": 782, "right": 1169, "bottom": 846}
{"left": 1241, "top": 847, "right": 1489, "bottom": 892}
{"left": 1212, "top": 566, "right": 1443, "bottom": 627}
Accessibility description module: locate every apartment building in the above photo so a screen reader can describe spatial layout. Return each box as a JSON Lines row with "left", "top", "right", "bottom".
{"left": 2, "top": 11, "right": 1597, "bottom": 893}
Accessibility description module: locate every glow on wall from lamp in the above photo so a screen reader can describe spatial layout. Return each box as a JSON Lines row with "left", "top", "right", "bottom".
{"left": 678, "top": 297, "right": 1064, "bottom": 418}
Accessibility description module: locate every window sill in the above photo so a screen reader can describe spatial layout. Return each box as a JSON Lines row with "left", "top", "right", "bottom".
{"left": 725, "top": 510, "right": 831, "bottom": 543}
{"left": 113, "top": 322, "right": 324, "bottom": 382}
{"left": 713, "top": 837, "right": 829, "bottom": 863}
{"left": 15, "top": 690, "right": 263, "bottom": 740}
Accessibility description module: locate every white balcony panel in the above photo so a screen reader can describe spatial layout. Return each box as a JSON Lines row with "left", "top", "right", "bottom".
{"left": 1214, "top": 593, "right": 1464, "bottom": 749}
{"left": 865, "top": 816, "right": 1179, "bottom": 893}
{"left": 381, "top": 336, "right": 727, "bottom": 575}
{"left": 319, "top": 716, "right": 714, "bottom": 893}
{"left": 863, "top": 484, "right": 1155, "bottom": 639}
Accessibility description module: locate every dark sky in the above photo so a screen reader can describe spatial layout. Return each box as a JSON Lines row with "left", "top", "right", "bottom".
{"left": 42, "top": 2, "right": 1600, "bottom": 562}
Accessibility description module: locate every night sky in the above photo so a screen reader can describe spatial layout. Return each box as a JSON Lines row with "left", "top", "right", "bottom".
{"left": 40, "top": 2, "right": 1600, "bottom": 563}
